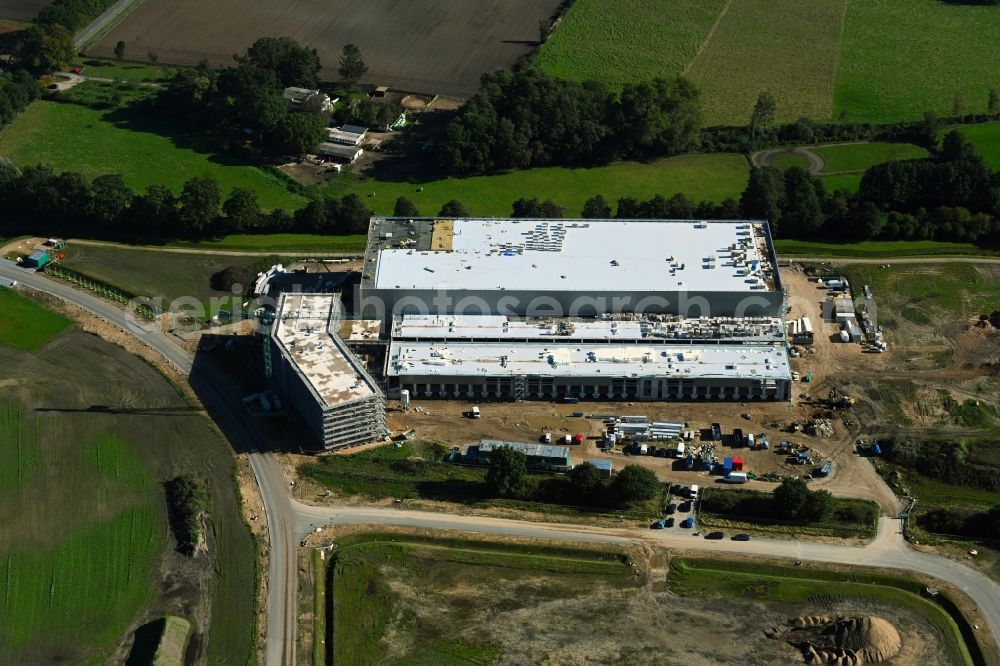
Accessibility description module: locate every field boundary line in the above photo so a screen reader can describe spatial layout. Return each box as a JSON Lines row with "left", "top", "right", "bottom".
{"left": 826, "top": 0, "right": 851, "bottom": 120}
{"left": 681, "top": 0, "right": 734, "bottom": 77}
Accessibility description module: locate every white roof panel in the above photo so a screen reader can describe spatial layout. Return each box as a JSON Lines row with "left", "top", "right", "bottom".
{"left": 373, "top": 219, "right": 775, "bottom": 293}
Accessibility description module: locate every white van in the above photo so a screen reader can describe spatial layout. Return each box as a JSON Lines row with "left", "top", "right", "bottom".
{"left": 542, "top": 433, "right": 552, "bottom": 444}
{"left": 470, "top": 405, "right": 480, "bottom": 419}
{"left": 688, "top": 484, "right": 700, "bottom": 500}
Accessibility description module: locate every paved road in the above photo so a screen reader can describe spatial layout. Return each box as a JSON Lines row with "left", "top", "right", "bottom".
{"left": 3, "top": 263, "right": 998, "bottom": 661}
{"left": 68, "top": 237, "right": 363, "bottom": 258}
{"left": 298, "top": 505, "right": 1000, "bottom": 646}
{"left": 755, "top": 146, "right": 826, "bottom": 174}
{"left": 74, "top": 0, "right": 142, "bottom": 49}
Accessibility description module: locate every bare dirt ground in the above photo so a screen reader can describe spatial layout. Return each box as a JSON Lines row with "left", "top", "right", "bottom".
{"left": 0, "top": 0, "right": 45, "bottom": 22}
{"left": 303, "top": 527, "right": 949, "bottom": 666}
{"left": 89, "top": 0, "right": 563, "bottom": 97}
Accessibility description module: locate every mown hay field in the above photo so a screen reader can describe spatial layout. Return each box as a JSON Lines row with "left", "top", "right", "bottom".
{"left": 0, "top": 0, "right": 46, "bottom": 22}
{"left": 834, "top": 0, "right": 1000, "bottom": 122}
{"left": 670, "top": 0, "right": 847, "bottom": 126}
{"left": 534, "top": 0, "right": 726, "bottom": 89}
{"left": 90, "top": 0, "right": 563, "bottom": 97}
{"left": 539, "top": 0, "right": 1000, "bottom": 125}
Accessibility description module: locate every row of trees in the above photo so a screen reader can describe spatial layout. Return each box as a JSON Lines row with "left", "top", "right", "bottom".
{"left": 437, "top": 69, "right": 701, "bottom": 174}
{"left": 484, "top": 447, "right": 661, "bottom": 508}
{"left": 0, "top": 158, "right": 377, "bottom": 240}
{"left": 701, "top": 478, "right": 835, "bottom": 523}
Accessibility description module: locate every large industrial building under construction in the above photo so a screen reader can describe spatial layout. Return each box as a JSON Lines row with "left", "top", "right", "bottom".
{"left": 270, "top": 218, "right": 792, "bottom": 447}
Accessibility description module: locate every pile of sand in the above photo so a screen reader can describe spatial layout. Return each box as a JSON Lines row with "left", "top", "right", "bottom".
{"left": 770, "top": 615, "right": 902, "bottom": 664}
{"left": 401, "top": 95, "right": 426, "bottom": 110}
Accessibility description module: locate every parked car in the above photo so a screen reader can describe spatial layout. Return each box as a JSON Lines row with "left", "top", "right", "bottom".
{"left": 680, "top": 517, "right": 694, "bottom": 529}
{"left": 732, "top": 533, "right": 751, "bottom": 541}
{"left": 705, "top": 531, "right": 725, "bottom": 540}
{"left": 650, "top": 518, "right": 667, "bottom": 529}
{"left": 666, "top": 502, "right": 677, "bottom": 515}
{"left": 664, "top": 517, "right": 674, "bottom": 528}
{"left": 679, "top": 500, "right": 692, "bottom": 513}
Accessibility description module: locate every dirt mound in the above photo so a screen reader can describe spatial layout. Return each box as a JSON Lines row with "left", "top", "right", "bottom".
{"left": 401, "top": 95, "right": 426, "bottom": 110}
{"left": 771, "top": 615, "right": 901, "bottom": 664}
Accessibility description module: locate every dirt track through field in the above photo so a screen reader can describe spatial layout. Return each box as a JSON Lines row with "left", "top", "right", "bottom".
{"left": 88, "top": 0, "right": 562, "bottom": 96}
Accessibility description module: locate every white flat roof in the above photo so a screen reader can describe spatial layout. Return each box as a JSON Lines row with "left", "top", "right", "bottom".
{"left": 392, "top": 314, "right": 785, "bottom": 343}
{"left": 373, "top": 219, "right": 775, "bottom": 293}
{"left": 274, "top": 294, "right": 376, "bottom": 406}
{"left": 387, "top": 341, "right": 790, "bottom": 380}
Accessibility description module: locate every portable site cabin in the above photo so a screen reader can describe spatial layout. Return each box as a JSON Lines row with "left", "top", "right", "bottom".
{"left": 25, "top": 251, "right": 50, "bottom": 269}
{"left": 0, "top": 277, "right": 16, "bottom": 288}
{"left": 732, "top": 457, "right": 744, "bottom": 471}
{"left": 724, "top": 471, "right": 748, "bottom": 483}
{"left": 591, "top": 459, "right": 613, "bottom": 478}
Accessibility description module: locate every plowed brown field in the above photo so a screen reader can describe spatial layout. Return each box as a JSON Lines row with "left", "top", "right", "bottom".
{"left": 88, "top": 0, "right": 562, "bottom": 96}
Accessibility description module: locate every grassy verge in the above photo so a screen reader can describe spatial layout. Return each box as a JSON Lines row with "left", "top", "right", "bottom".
{"left": 0, "top": 288, "right": 73, "bottom": 350}
{"left": 312, "top": 549, "right": 326, "bottom": 666}
{"left": 670, "top": 556, "right": 980, "bottom": 665}
{"left": 775, "top": 239, "right": 996, "bottom": 258}
{"left": 160, "top": 233, "right": 366, "bottom": 254}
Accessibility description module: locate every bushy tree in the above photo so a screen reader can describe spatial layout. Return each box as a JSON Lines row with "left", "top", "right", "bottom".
{"left": 338, "top": 44, "right": 368, "bottom": 89}
{"left": 750, "top": 92, "right": 776, "bottom": 137}
{"left": 178, "top": 177, "right": 221, "bottom": 235}
{"left": 240, "top": 37, "right": 321, "bottom": 88}
{"left": 779, "top": 167, "right": 824, "bottom": 237}
{"left": 581, "top": 194, "right": 611, "bottom": 219}
{"left": 740, "top": 167, "right": 784, "bottom": 226}
{"left": 486, "top": 446, "right": 527, "bottom": 498}
{"left": 612, "top": 465, "right": 660, "bottom": 504}
{"left": 223, "top": 187, "right": 261, "bottom": 231}
{"left": 393, "top": 196, "right": 420, "bottom": 217}
{"left": 89, "top": 174, "right": 133, "bottom": 229}
{"left": 114, "top": 40, "right": 126, "bottom": 62}
{"left": 267, "top": 111, "right": 326, "bottom": 156}
{"left": 438, "top": 199, "right": 468, "bottom": 217}
{"left": 569, "top": 462, "right": 602, "bottom": 501}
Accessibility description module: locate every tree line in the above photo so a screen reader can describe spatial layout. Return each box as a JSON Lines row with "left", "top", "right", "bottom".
{"left": 700, "top": 478, "right": 838, "bottom": 524}
{"left": 485, "top": 447, "right": 662, "bottom": 508}
{"left": 0, "top": 158, "right": 375, "bottom": 240}
{"left": 436, "top": 68, "right": 701, "bottom": 174}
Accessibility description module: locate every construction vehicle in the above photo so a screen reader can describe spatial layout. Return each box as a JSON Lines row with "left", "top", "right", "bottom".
{"left": 802, "top": 374, "right": 813, "bottom": 383}
{"left": 828, "top": 391, "right": 855, "bottom": 409}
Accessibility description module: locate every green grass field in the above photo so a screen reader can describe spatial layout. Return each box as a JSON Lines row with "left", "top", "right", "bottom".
{"left": 814, "top": 142, "right": 929, "bottom": 173}
{"left": 535, "top": 0, "right": 726, "bottom": 89}
{"left": 0, "top": 329, "right": 257, "bottom": 663}
{"left": 0, "top": 100, "right": 304, "bottom": 210}
{"left": 835, "top": 0, "right": 1000, "bottom": 122}
{"left": 956, "top": 121, "right": 1000, "bottom": 171}
{"left": 61, "top": 244, "right": 262, "bottom": 314}
{"left": 540, "top": 0, "right": 999, "bottom": 125}
{"left": 774, "top": 239, "right": 995, "bottom": 258}
{"left": 766, "top": 151, "right": 812, "bottom": 171}
{"left": 322, "top": 153, "right": 750, "bottom": 216}
{"left": 818, "top": 171, "right": 862, "bottom": 193}
{"left": 684, "top": 0, "right": 846, "bottom": 126}
{"left": 0, "top": 289, "right": 72, "bottom": 351}
{"left": 0, "top": 404, "right": 163, "bottom": 659}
